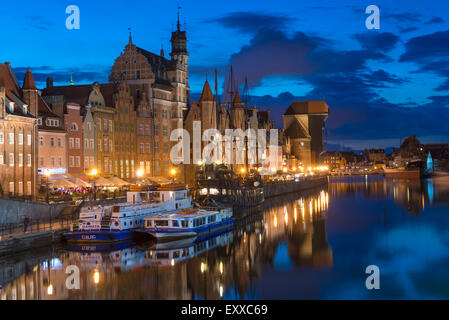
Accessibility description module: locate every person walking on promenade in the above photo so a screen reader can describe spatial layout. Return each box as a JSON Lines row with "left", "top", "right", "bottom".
{"left": 23, "top": 215, "right": 30, "bottom": 233}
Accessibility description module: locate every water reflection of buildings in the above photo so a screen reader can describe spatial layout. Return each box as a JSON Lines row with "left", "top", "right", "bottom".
{"left": 328, "top": 176, "right": 449, "bottom": 215}
{"left": 0, "top": 187, "right": 332, "bottom": 300}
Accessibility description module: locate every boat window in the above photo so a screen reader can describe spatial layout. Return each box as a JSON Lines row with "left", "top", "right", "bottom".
{"left": 181, "top": 221, "right": 189, "bottom": 228}
{"left": 155, "top": 220, "right": 169, "bottom": 227}
{"left": 156, "top": 252, "right": 169, "bottom": 259}
{"left": 172, "top": 220, "right": 179, "bottom": 227}
{"left": 173, "top": 251, "right": 180, "bottom": 258}
{"left": 124, "top": 222, "right": 127, "bottom": 226}
{"left": 113, "top": 206, "right": 120, "bottom": 213}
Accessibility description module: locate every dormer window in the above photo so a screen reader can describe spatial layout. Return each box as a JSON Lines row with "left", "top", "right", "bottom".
{"left": 70, "top": 123, "right": 78, "bottom": 131}
{"left": 23, "top": 105, "right": 28, "bottom": 114}
{"left": 8, "top": 101, "right": 14, "bottom": 113}
{"left": 45, "top": 119, "right": 60, "bottom": 127}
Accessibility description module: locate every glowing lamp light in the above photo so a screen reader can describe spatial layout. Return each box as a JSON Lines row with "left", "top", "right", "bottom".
{"left": 47, "top": 284, "right": 53, "bottom": 295}
{"left": 136, "top": 169, "right": 144, "bottom": 178}
{"left": 197, "top": 160, "right": 204, "bottom": 166}
{"left": 283, "top": 167, "right": 288, "bottom": 173}
{"left": 90, "top": 169, "right": 98, "bottom": 177}
{"left": 93, "top": 270, "right": 100, "bottom": 284}
{"left": 240, "top": 168, "right": 246, "bottom": 174}
{"left": 170, "top": 169, "right": 177, "bottom": 176}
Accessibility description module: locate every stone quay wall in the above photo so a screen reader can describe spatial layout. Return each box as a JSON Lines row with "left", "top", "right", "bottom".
{"left": 0, "top": 199, "right": 68, "bottom": 225}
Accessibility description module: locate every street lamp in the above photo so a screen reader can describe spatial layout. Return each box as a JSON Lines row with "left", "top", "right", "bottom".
{"left": 44, "top": 170, "right": 51, "bottom": 204}
{"left": 136, "top": 169, "right": 144, "bottom": 178}
{"left": 89, "top": 169, "right": 98, "bottom": 201}
{"left": 170, "top": 168, "right": 177, "bottom": 183}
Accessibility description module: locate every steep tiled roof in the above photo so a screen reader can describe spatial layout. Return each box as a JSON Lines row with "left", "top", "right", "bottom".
{"left": 136, "top": 47, "right": 177, "bottom": 75}
{"left": 42, "top": 83, "right": 118, "bottom": 108}
{"left": 285, "top": 121, "right": 311, "bottom": 139}
{"left": 199, "top": 81, "right": 215, "bottom": 102}
{"left": 284, "top": 101, "right": 329, "bottom": 116}
{"left": 0, "top": 63, "right": 21, "bottom": 100}
{"left": 233, "top": 91, "right": 242, "bottom": 104}
{"left": 42, "top": 84, "right": 92, "bottom": 105}
{"left": 22, "top": 68, "right": 37, "bottom": 90}
{"left": 99, "top": 83, "right": 118, "bottom": 107}
{"left": 0, "top": 63, "right": 35, "bottom": 118}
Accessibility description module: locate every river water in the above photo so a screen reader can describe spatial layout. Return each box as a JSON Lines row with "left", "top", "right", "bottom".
{"left": 1, "top": 175, "right": 449, "bottom": 300}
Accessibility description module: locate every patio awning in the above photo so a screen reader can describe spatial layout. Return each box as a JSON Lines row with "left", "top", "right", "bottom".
{"left": 146, "top": 176, "right": 171, "bottom": 184}
{"left": 109, "top": 177, "right": 129, "bottom": 187}
{"left": 94, "top": 177, "right": 115, "bottom": 187}
{"left": 49, "top": 178, "right": 77, "bottom": 188}
{"left": 72, "top": 177, "right": 91, "bottom": 188}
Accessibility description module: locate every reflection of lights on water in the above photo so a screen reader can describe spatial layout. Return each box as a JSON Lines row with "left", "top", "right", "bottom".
{"left": 47, "top": 284, "right": 53, "bottom": 296}
{"left": 219, "top": 262, "right": 223, "bottom": 274}
{"left": 259, "top": 234, "right": 262, "bottom": 244}
{"left": 294, "top": 207, "right": 297, "bottom": 223}
{"left": 201, "top": 262, "right": 207, "bottom": 273}
{"left": 302, "top": 207, "right": 305, "bottom": 221}
{"left": 274, "top": 216, "right": 278, "bottom": 228}
{"left": 93, "top": 270, "right": 100, "bottom": 284}
{"left": 284, "top": 207, "right": 288, "bottom": 226}
{"left": 171, "top": 259, "right": 175, "bottom": 267}
{"left": 220, "top": 285, "right": 224, "bottom": 297}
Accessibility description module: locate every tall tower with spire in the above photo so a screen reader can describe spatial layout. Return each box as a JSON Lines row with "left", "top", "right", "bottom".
{"left": 170, "top": 6, "right": 190, "bottom": 111}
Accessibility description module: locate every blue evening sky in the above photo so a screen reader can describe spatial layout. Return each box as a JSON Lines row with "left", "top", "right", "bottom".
{"left": 1, "top": 0, "right": 449, "bottom": 149}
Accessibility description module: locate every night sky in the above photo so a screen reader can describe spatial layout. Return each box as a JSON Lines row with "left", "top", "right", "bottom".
{"left": 2, "top": 0, "right": 449, "bottom": 150}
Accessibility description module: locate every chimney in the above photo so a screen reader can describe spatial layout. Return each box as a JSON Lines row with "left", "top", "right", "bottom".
{"left": 46, "top": 77, "right": 54, "bottom": 88}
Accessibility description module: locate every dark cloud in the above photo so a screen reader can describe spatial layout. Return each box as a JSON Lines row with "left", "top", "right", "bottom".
{"left": 203, "top": 22, "right": 448, "bottom": 143}
{"left": 208, "top": 12, "right": 295, "bottom": 34}
{"left": 353, "top": 32, "right": 400, "bottom": 53}
{"left": 400, "top": 29, "right": 449, "bottom": 62}
{"left": 225, "top": 28, "right": 391, "bottom": 89}
{"left": 425, "top": 16, "right": 444, "bottom": 25}
{"left": 400, "top": 29, "right": 449, "bottom": 93}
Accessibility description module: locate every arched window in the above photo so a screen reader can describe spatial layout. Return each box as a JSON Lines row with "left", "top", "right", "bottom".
{"left": 70, "top": 123, "right": 78, "bottom": 131}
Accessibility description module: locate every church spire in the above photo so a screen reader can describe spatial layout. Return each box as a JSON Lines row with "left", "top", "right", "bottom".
{"left": 128, "top": 27, "right": 133, "bottom": 44}
{"left": 177, "top": 6, "right": 182, "bottom": 31}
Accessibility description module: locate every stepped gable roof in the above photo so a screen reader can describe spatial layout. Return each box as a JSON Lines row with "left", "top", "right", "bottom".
{"left": 284, "top": 101, "right": 329, "bottom": 116}
{"left": 22, "top": 68, "right": 37, "bottom": 90}
{"left": 199, "top": 81, "right": 214, "bottom": 102}
{"left": 285, "top": 121, "right": 311, "bottom": 139}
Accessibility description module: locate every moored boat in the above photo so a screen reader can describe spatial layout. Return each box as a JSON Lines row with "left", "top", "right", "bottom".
{"left": 63, "top": 184, "right": 193, "bottom": 243}
{"left": 138, "top": 207, "right": 234, "bottom": 242}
